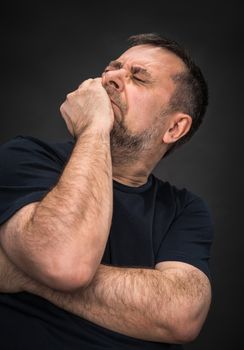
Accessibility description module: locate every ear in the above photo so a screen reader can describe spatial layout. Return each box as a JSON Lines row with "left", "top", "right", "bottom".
{"left": 162, "top": 112, "right": 192, "bottom": 145}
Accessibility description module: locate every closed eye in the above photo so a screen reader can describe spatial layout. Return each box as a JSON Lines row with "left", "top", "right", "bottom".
{"left": 133, "top": 76, "right": 145, "bottom": 83}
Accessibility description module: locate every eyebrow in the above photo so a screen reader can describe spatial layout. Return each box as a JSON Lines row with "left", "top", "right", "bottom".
{"left": 107, "top": 60, "right": 152, "bottom": 79}
{"left": 108, "top": 60, "right": 123, "bottom": 69}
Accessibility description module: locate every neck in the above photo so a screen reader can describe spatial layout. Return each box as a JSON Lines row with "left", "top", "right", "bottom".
{"left": 112, "top": 173, "right": 149, "bottom": 187}
{"left": 111, "top": 139, "right": 166, "bottom": 187}
{"left": 112, "top": 161, "right": 152, "bottom": 187}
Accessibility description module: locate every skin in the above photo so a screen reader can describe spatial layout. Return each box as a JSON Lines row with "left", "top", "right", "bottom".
{"left": 0, "top": 247, "right": 211, "bottom": 343}
{"left": 102, "top": 44, "right": 192, "bottom": 186}
{"left": 0, "top": 45, "right": 210, "bottom": 343}
{"left": 0, "top": 80, "right": 115, "bottom": 290}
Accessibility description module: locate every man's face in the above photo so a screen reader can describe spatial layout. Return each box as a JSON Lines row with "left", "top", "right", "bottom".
{"left": 101, "top": 44, "right": 185, "bottom": 166}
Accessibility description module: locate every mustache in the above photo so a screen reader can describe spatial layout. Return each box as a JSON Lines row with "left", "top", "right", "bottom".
{"left": 103, "top": 83, "right": 127, "bottom": 114}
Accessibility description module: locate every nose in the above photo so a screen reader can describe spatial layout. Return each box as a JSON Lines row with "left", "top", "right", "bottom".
{"left": 102, "top": 69, "right": 127, "bottom": 93}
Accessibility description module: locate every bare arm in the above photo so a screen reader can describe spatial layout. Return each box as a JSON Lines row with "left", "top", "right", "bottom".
{"left": 31, "top": 264, "right": 211, "bottom": 343}
{"left": 0, "top": 79, "right": 114, "bottom": 291}
{"left": 0, "top": 246, "right": 211, "bottom": 344}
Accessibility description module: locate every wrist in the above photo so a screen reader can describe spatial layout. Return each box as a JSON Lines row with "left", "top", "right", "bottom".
{"left": 76, "top": 125, "right": 111, "bottom": 142}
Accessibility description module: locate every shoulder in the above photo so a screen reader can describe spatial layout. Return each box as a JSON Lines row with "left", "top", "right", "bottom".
{"left": 0, "top": 135, "right": 75, "bottom": 186}
{"left": 153, "top": 175, "right": 213, "bottom": 224}
{"left": 0, "top": 135, "right": 74, "bottom": 161}
{"left": 153, "top": 176, "right": 214, "bottom": 279}
{"left": 0, "top": 136, "right": 75, "bottom": 225}
{"left": 0, "top": 135, "right": 75, "bottom": 169}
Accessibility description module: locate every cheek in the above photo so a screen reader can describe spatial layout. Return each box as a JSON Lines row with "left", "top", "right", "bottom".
{"left": 128, "top": 95, "right": 161, "bottom": 133}
{"left": 133, "top": 92, "right": 156, "bottom": 114}
{"left": 133, "top": 88, "right": 165, "bottom": 114}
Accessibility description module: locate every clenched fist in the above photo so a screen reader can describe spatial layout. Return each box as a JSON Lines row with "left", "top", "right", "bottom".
{"left": 60, "top": 78, "right": 114, "bottom": 138}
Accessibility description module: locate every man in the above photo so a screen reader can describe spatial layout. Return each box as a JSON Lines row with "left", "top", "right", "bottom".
{"left": 0, "top": 33, "right": 213, "bottom": 349}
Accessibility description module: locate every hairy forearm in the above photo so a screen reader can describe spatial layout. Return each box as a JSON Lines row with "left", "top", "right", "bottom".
{"left": 0, "top": 243, "right": 209, "bottom": 343}
{"left": 2, "top": 128, "right": 113, "bottom": 289}
{"left": 0, "top": 256, "right": 172, "bottom": 342}
{"left": 28, "top": 264, "right": 184, "bottom": 343}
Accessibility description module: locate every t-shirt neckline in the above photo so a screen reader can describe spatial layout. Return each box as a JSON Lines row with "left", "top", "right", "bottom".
{"left": 113, "top": 173, "right": 154, "bottom": 193}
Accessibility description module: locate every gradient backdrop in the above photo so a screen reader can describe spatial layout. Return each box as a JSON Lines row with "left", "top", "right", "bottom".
{"left": 0, "top": 1, "right": 243, "bottom": 349}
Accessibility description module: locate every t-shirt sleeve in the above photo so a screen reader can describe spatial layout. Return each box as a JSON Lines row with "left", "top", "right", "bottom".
{"left": 155, "top": 190, "right": 214, "bottom": 280}
{"left": 0, "top": 135, "right": 68, "bottom": 226}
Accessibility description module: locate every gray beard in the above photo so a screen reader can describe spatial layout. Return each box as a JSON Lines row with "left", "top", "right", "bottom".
{"left": 104, "top": 83, "right": 164, "bottom": 167}
{"left": 109, "top": 117, "right": 161, "bottom": 167}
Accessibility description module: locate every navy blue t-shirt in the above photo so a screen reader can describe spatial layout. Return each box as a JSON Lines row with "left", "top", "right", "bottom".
{"left": 0, "top": 135, "right": 214, "bottom": 350}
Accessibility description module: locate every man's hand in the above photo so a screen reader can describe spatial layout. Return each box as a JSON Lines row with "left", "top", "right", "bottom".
{"left": 0, "top": 245, "right": 26, "bottom": 293}
{"left": 0, "top": 79, "right": 114, "bottom": 291}
{"left": 60, "top": 78, "right": 115, "bottom": 138}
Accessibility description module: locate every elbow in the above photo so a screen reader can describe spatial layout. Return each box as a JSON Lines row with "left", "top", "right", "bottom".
{"left": 170, "top": 312, "right": 205, "bottom": 344}
{"left": 173, "top": 322, "right": 201, "bottom": 344}
{"left": 156, "top": 317, "right": 202, "bottom": 344}
{"left": 173, "top": 299, "right": 211, "bottom": 343}
{"left": 38, "top": 259, "right": 94, "bottom": 292}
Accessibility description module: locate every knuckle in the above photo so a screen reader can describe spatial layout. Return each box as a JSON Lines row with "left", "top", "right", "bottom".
{"left": 81, "top": 78, "right": 92, "bottom": 86}
{"left": 66, "top": 92, "right": 74, "bottom": 100}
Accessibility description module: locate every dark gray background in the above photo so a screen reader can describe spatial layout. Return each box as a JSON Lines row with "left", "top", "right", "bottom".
{"left": 0, "top": 1, "right": 243, "bottom": 349}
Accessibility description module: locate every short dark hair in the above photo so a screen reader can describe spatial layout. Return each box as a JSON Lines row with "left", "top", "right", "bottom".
{"left": 127, "top": 33, "right": 208, "bottom": 158}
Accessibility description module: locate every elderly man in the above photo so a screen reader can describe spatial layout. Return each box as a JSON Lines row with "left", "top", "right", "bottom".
{"left": 0, "top": 33, "right": 213, "bottom": 349}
